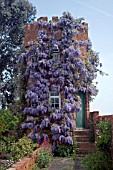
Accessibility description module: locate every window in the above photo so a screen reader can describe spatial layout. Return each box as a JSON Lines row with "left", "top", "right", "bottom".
{"left": 52, "top": 53, "right": 60, "bottom": 61}
{"left": 49, "top": 92, "right": 61, "bottom": 109}
{"left": 52, "top": 45, "right": 60, "bottom": 61}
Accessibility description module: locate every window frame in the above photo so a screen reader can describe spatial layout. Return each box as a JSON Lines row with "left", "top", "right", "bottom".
{"left": 49, "top": 92, "right": 61, "bottom": 109}
{"left": 52, "top": 52, "right": 60, "bottom": 61}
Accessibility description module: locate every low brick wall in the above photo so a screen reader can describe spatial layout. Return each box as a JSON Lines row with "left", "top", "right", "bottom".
{"left": 6, "top": 147, "right": 41, "bottom": 170}
{"left": 6, "top": 137, "right": 51, "bottom": 170}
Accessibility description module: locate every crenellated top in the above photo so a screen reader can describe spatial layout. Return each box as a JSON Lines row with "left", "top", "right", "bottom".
{"left": 24, "top": 16, "right": 88, "bottom": 59}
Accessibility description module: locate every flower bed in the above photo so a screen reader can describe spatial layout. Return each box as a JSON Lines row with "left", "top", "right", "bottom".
{"left": 6, "top": 147, "right": 42, "bottom": 170}
{"left": 6, "top": 136, "right": 52, "bottom": 170}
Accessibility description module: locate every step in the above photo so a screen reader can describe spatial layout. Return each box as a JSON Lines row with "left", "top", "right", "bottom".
{"left": 73, "top": 129, "right": 96, "bottom": 155}
{"left": 77, "top": 142, "right": 96, "bottom": 149}
{"left": 76, "top": 142, "right": 96, "bottom": 154}
{"left": 77, "top": 147, "right": 96, "bottom": 154}
{"left": 76, "top": 154, "right": 86, "bottom": 158}
{"left": 74, "top": 129, "right": 91, "bottom": 136}
{"left": 75, "top": 135, "right": 90, "bottom": 142}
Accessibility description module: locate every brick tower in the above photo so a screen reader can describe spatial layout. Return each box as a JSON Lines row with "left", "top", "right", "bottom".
{"left": 24, "top": 16, "right": 90, "bottom": 129}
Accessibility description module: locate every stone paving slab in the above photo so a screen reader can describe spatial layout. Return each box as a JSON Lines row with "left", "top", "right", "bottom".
{"left": 49, "top": 157, "right": 74, "bottom": 170}
{"left": 48, "top": 157, "right": 86, "bottom": 170}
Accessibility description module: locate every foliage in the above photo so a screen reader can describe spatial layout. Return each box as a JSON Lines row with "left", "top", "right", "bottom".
{"left": 55, "top": 144, "right": 73, "bottom": 157}
{"left": 0, "top": 109, "right": 19, "bottom": 136}
{"left": 82, "top": 120, "right": 112, "bottom": 170}
{"left": 0, "top": 0, "right": 36, "bottom": 108}
{"left": 9, "top": 136, "right": 37, "bottom": 161}
{"left": 35, "top": 147, "right": 53, "bottom": 169}
{"left": 96, "top": 120, "right": 112, "bottom": 154}
{"left": 0, "top": 109, "right": 19, "bottom": 157}
{"left": 0, "top": 160, "right": 14, "bottom": 170}
{"left": 20, "top": 11, "right": 104, "bottom": 149}
{"left": 55, "top": 137, "right": 77, "bottom": 158}
{"left": 0, "top": 136, "right": 17, "bottom": 157}
{"left": 81, "top": 152, "right": 112, "bottom": 170}
{"left": 0, "top": 108, "right": 31, "bottom": 161}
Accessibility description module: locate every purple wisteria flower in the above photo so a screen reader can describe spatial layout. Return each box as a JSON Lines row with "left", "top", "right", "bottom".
{"left": 20, "top": 11, "right": 102, "bottom": 150}
{"left": 50, "top": 113, "right": 58, "bottom": 120}
{"left": 51, "top": 124, "right": 61, "bottom": 134}
{"left": 40, "top": 117, "right": 50, "bottom": 128}
{"left": 52, "top": 134, "right": 60, "bottom": 141}
{"left": 28, "top": 133, "right": 36, "bottom": 140}
{"left": 21, "top": 123, "right": 27, "bottom": 129}
{"left": 59, "top": 135, "right": 66, "bottom": 143}
{"left": 27, "top": 116, "right": 34, "bottom": 122}
{"left": 66, "top": 136, "right": 73, "bottom": 145}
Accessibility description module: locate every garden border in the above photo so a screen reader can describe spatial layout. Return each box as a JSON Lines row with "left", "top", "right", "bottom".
{"left": 6, "top": 147, "right": 41, "bottom": 170}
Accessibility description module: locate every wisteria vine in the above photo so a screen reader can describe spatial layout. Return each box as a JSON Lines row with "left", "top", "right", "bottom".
{"left": 19, "top": 12, "right": 103, "bottom": 150}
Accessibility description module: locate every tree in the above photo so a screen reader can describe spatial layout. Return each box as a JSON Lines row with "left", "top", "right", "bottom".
{"left": 20, "top": 12, "right": 103, "bottom": 151}
{"left": 0, "top": 0, "right": 36, "bottom": 108}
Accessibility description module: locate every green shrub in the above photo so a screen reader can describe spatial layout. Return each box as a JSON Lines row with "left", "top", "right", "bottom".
{"left": 32, "top": 164, "right": 40, "bottom": 170}
{"left": 82, "top": 120, "right": 112, "bottom": 170}
{"left": 0, "top": 135, "right": 16, "bottom": 155}
{"left": 9, "top": 136, "right": 37, "bottom": 161}
{"left": 55, "top": 138, "right": 77, "bottom": 159}
{"left": 35, "top": 147, "right": 53, "bottom": 169}
{"left": 0, "top": 109, "right": 19, "bottom": 136}
{"left": 81, "top": 152, "right": 112, "bottom": 170}
{"left": 96, "top": 120, "right": 112, "bottom": 154}
{"left": 55, "top": 144, "right": 73, "bottom": 157}
{"left": 0, "top": 109, "right": 19, "bottom": 156}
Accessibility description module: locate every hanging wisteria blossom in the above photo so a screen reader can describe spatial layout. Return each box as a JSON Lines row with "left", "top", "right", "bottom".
{"left": 19, "top": 11, "right": 103, "bottom": 151}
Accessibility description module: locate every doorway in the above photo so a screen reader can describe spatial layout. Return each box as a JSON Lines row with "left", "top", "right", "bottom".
{"left": 76, "top": 92, "right": 85, "bottom": 128}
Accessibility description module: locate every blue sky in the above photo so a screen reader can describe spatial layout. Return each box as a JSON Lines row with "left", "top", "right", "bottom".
{"left": 29, "top": 0, "right": 113, "bottom": 115}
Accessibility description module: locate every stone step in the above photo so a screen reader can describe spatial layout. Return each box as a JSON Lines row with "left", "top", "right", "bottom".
{"left": 75, "top": 135, "right": 90, "bottom": 142}
{"left": 74, "top": 129, "right": 96, "bottom": 155}
{"left": 74, "top": 129, "right": 91, "bottom": 136}
{"left": 77, "top": 147, "right": 96, "bottom": 154}
{"left": 76, "top": 154, "right": 86, "bottom": 158}
{"left": 76, "top": 142, "right": 96, "bottom": 154}
{"left": 77, "top": 142, "right": 96, "bottom": 149}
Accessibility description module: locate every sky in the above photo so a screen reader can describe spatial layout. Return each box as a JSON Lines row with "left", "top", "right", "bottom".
{"left": 29, "top": 0, "right": 113, "bottom": 115}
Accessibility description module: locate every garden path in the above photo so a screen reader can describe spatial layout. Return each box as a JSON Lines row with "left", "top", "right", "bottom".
{"left": 49, "top": 156, "right": 86, "bottom": 170}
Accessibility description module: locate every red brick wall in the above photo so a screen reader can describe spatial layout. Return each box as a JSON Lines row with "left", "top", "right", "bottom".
{"left": 24, "top": 21, "right": 38, "bottom": 48}
{"left": 6, "top": 148, "right": 41, "bottom": 170}
{"left": 24, "top": 16, "right": 88, "bottom": 60}
{"left": 76, "top": 22, "right": 88, "bottom": 60}
{"left": 85, "top": 92, "right": 90, "bottom": 128}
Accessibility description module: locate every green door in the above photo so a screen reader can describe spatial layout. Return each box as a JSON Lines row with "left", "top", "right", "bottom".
{"left": 76, "top": 92, "right": 85, "bottom": 128}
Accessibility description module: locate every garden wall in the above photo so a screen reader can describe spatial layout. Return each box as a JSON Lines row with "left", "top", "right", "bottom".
{"left": 6, "top": 148, "right": 41, "bottom": 170}
{"left": 6, "top": 138, "right": 51, "bottom": 170}
{"left": 89, "top": 111, "right": 113, "bottom": 162}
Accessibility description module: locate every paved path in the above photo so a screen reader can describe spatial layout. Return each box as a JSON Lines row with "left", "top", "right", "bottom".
{"left": 74, "top": 156, "right": 86, "bottom": 170}
{"left": 0, "top": 157, "right": 86, "bottom": 170}
{"left": 49, "top": 156, "right": 86, "bottom": 170}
